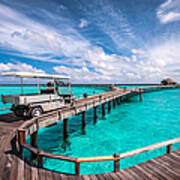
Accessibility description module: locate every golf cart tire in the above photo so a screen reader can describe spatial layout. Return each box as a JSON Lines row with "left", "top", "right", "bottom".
{"left": 28, "top": 107, "right": 43, "bottom": 118}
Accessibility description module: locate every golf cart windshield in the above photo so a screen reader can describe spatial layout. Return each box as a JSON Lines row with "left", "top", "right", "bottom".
{"left": 55, "top": 80, "right": 72, "bottom": 95}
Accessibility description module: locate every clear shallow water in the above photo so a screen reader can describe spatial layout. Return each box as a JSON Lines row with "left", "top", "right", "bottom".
{"left": 117, "top": 84, "right": 153, "bottom": 89}
{"left": 0, "top": 85, "right": 109, "bottom": 114}
{"left": 24, "top": 88, "right": 180, "bottom": 174}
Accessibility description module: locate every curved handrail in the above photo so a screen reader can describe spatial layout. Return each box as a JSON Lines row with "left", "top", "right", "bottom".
{"left": 119, "top": 137, "right": 180, "bottom": 159}
{"left": 19, "top": 127, "right": 180, "bottom": 175}
{"left": 17, "top": 84, "right": 180, "bottom": 175}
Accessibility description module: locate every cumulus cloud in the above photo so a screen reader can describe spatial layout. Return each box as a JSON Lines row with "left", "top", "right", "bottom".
{"left": 0, "top": 62, "right": 45, "bottom": 74}
{"left": 79, "top": 19, "right": 88, "bottom": 28}
{"left": 1, "top": 1, "right": 180, "bottom": 83}
{"left": 52, "top": 36, "right": 180, "bottom": 83}
{"left": 53, "top": 65, "right": 105, "bottom": 82}
{"left": 157, "top": 0, "right": 180, "bottom": 24}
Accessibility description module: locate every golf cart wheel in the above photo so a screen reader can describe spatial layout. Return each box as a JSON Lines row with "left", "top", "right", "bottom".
{"left": 29, "top": 107, "right": 43, "bottom": 118}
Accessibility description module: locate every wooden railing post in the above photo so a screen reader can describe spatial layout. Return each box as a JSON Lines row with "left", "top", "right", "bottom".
{"left": 139, "top": 89, "right": 143, "bottom": 101}
{"left": 75, "top": 162, "right": 80, "bottom": 176}
{"left": 114, "top": 153, "right": 120, "bottom": 173}
{"left": 37, "top": 150, "right": 43, "bottom": 168}
{"left": 18, "top": 128, "right": 26, "bottom": 158}
{"left": 167, "top": 144, "right": 173, "bottom": 153}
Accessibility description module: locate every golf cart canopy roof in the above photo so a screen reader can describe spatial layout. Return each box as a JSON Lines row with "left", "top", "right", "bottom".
{"left": 1, "top": 72, "right": 70, "bottom": 80}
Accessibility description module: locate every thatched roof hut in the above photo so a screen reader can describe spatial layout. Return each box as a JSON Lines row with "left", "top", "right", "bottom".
{"left": 161, "top": 78, "right": 177, "bottom": 85}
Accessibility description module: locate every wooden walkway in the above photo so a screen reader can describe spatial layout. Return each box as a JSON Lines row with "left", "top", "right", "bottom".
{"left": 1, "top": 122, "right": 180, "bottom": 180}
{"left": 1, "top": 86, "right": 180, "bottom": 179}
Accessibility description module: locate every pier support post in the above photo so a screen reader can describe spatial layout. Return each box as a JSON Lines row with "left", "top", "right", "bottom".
{"left": 113, "top": 99, "right": 116, "bottom": 108}
{"left": 30, "top": 131, "right": 38, "bottom": 161}
{"left": 117, "top": 97, "right": 120, "bottom": 105}
{"left": 18, "top": 129, "right": 26, "bottom": 158}
{"left": 102, "top": 103, "right": 105, "bottom": 117}
{"left": 108, "top": 101, "right": 111, "bottom": 113}
{"left": 119, "top": 97, "right": 121, "bottom": 104}
{"left": 139, "top": 89, "right": 143, "bottom": 101}
{"left": 82, "top": 111, "right": 86, "bottom": 133}
{"left": 94, "top": 106, "right": 97, "bottom": 124}
{"left": 63, "top": 118, "right": 68, "bottom": 142}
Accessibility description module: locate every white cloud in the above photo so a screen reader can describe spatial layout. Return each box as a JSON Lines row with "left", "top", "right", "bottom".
{"left": 79, "top": 19, "right": 88, "bottom": 28}
{"left": 0, "top": 62, "right": 45, "bottom": 74}
{"left": 157, "top": 0, "right": 180, "bottom": 24}
{"left": 131, "top": 49, "right": 145, "bottom": 55}
{"left": 0, "top": 3, "right": 91, "bottom": 58}
{"left": 53, "top": 65, "right": 106, "bottom": 83}
{"left": 52, "top": 36, "right": 180, "bottom": 83}
{"left": 1, "top": 2, "right": 180, "bottom": 83}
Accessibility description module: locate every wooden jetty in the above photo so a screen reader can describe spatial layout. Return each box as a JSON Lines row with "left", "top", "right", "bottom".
{"left": 0, "top": 85, "right": 180, "bottom": 179}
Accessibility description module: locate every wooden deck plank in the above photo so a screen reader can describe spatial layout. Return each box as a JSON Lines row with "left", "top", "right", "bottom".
{"left": 81, "top": 174, "right": 92, "bottom": 180}
{"left": 17, "top": 158, "right": 25, "bottom": 180}
{"left": 95, "top": 174, "right": 109, "bottom": 180}
{"left": 116, "top": 169, "right": 136, "bottom": 180}
{"left": 108, "top": 173, "right": 122, "bottom": 180}
{"left": 123, "top": 167, "right": 143, "bottom": 180}
{"left": 133, "top": 166, "right": 158, "bottom": 180}
{"left": 51, "top": 171, "right": 62, "bottom": 180}
{"left": 127, "top": 167, "right": 150, "bottom": 180}
{"left": 38, "top": 168, "right": 47, "bottom": 180}
{"left": 153, "top": 157, "right": 180, "bottom": 177}
{"left": 0, "top": 154, "right": 7, "bottom": 177}
{"left": 2, "top": 154, "right": 15, "bottom": 180}
{"left": 31, "top": 166, "right": 39, "bottom": 180}
{"left": 88, "top": 174, "right": 99, "bottom": 180}
{"left": 136, "top": 162, "right": 167, "bottom": 180}
{"left": 116, "top": 171, "right": 129, "bottom": 180}
{"left": 165, "top": 153, "right": 180, "bottom": 166}
{"left": 9, "top": 155, "right": 18, "bottom": 180}
{"left": 103, "top": 173, "right": 117, "bottom": 180}
{"left": 24, "top": 162, "right": 32, "bottom": 180}
{"left": 161, "top": 154, "right": 180, "bottom": 170}
{"left": 142, "top": 160, "right": 173, "bottom": 180}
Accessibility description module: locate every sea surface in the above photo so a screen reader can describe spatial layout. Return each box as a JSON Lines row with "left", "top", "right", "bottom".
{"left": 1, "top": 85, "right": 180, "bottom": 174}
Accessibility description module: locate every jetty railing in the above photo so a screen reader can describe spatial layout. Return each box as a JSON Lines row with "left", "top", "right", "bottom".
{"left": 16, "top": 84, "right": 180, "bottom": 175}
{"left": 18, "top": 128, "right": 180, "bottom": 175}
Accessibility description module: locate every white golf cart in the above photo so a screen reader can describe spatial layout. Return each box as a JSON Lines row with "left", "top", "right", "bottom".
{"left": 1, "top": 72, "right": 74, "bottom": 118}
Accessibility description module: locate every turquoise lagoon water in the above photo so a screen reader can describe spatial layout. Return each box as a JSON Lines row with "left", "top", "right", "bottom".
{"left": 0, "top": 85, "right": 109, "bottom": 114}
{"left": 24, "top": 88, "right": 180, "bottom": 174}
{"left": 117, "top": 84, "right": 156, "bottom": 89}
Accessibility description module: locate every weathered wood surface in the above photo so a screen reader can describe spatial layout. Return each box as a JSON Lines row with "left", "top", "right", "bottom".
{"left": 0, "top": 85, "right": 180, "bottom": 179}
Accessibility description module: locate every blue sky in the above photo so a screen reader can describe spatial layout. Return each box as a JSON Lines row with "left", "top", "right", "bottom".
{"left": 0, "top": 0, "right": 180, "bottom": 83}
